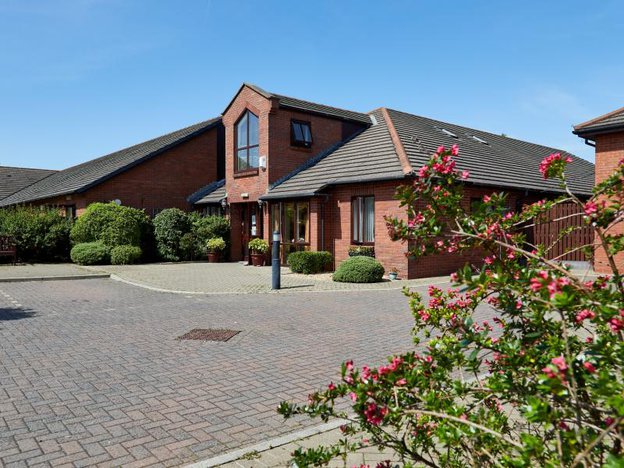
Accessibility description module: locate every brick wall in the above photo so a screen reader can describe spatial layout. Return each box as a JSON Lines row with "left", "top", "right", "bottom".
{"left": 593, "top": 131, "right": 624, "bottom": 273}
{"left": 321, "top": 181, "right": 545, "bottom": 279}
{"left": 27, "top": 126, "right": 223, "bottom": 216}
{"left": 324, "top": 180, "right": 411, "bottom": 277}
{"left": 223, "top": 86, "right": 365, "bottom": 203}
{"left": 268, "top": 109, "right": 364, "bottom": 183}
{"left": 223, "top": 87, "right": 274, "bottom": 204}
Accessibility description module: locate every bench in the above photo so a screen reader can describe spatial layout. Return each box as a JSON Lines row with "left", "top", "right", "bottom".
{"left": 0, "top": 236, "right": 17, "bottom": 264}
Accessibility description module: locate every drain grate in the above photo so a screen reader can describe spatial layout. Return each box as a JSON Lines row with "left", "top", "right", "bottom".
{"left": 177, "top": 328, "right": 240, "bottom": 342}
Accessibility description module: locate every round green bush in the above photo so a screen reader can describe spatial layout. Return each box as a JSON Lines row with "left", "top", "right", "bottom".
{"left": 288, "top": 251, "right": 332, "bottom": 274}
{"left": 110, "top": 245, "right": 142, "bottom": 265}
{"left": 153, "top": 208, "right": 192, "bottom": 261}
{"left": 70, "top": 242, "right": 110, "bottom": 265}
{"left": 192, "top": 214, "right": 230, "bottom": 242}
{"left": 332, "top": 256, "right": 385, "bottom": 283}
{"left": 70, "top": 202, "right": 152, "bottom": 250}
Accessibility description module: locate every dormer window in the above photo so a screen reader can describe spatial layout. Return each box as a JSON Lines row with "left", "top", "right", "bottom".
{"left": 291, "top": 120, "right": 312, "bottom": 148}
{"left": 236, "top": 110, "right": 259, "bottom": 171}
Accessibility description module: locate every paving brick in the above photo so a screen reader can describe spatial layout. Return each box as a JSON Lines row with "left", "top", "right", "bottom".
{"left": 0, "top": 276, "right": 493, "bottom": 466}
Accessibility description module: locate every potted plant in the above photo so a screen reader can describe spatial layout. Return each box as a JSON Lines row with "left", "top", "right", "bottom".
{"left": 388, "top": 267, "right": 399, "bottom": 280}
{"left": 248, "top": 238, "right": 269, "bottom": 266}
{"left": 206, "top": 237, "right": 226, "bottom": 263}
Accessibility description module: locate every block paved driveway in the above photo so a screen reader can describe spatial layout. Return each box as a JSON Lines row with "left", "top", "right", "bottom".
{"left": 0, "top": 278, "right": 495, "bottom": 467}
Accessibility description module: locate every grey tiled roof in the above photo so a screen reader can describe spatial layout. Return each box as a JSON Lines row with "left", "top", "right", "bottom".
{"left": 1, "top": 118, "right": 221, "bottom": 206}
{"left": 188, "top": 179, "right": 225, "bottom": 205}
{"left": 574, "top": 107, "right": 624, "bottom": 136}
{"left": 244, "top": 83, "right": 371, "bottom": 125}
{"left": 262, "top": 109, "right": 403, "bottom": 200}
{"left": 265, "top": 108, "right": 594, "bottom": 199}
{"left": 0, "top": 166, "right": 57, "bottom": 200}
{"left": 388, "top": 109, "right": 594, "bottom": 196}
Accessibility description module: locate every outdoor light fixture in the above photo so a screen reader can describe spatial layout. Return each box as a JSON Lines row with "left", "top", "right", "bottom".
{"left": 220, "top": 197, "right": 227, "bottom": 209}
{"left": 257, "top": 199, "right": 264, "bottom": 208}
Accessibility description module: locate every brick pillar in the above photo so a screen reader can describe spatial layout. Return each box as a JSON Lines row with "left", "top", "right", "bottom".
{"left": 229, "top": 204, "right": 243, "bottom": 262}
{"left": 593, "top": 131, "right": 624, "bottom": 273}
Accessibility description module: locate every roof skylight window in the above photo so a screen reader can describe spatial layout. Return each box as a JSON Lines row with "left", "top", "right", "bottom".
{"left": 434, "top": 126, "right": 458, "bottom": 139}
{"left": 470, "top": 135, "right": 489, "bottom": 145}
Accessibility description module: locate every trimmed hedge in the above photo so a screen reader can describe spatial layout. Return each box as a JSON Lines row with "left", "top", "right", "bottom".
{"left": 71, "top": 203, "right": 153, "bottom": 253}
{"left": 348, "top": 245, "right": 375, "bottom": 258}
{"left": 0, "top": 207, "right": 72, "bottom": 262}
{"left": 333, "top": 256, "right": 385, "bottom": 283}
{"left": 153, "top": 208, "right": 192, "bottom": 261}
{"left": 288, "top": 251, "right": 332, "bottom": 274}
{"left": 110, "top": 245, "right": 142, "bottom": 265}
{"left": 70, "top": 242, "right": 110, "bottom": 265}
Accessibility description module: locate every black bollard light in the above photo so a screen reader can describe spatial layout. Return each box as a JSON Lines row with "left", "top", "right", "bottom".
{"left": 272, "top": 230, "right": 281, "bottom": 290}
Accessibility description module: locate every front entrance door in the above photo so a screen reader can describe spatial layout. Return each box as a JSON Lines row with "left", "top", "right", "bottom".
{"left": 240, "top": 203, "right": 263, "bottom": 262}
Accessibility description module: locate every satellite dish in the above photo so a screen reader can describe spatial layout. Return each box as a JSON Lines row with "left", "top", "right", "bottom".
{"left": 112, "top": 199, "right": 122, "bottom": 206}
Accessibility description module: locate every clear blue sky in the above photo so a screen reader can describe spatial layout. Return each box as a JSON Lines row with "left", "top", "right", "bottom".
{"left": 1, "top": 0, "right": 622, "bottom": 170}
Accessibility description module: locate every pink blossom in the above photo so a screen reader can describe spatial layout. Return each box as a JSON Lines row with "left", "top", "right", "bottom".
{"left": 361, "top": 366, "right": 371, "bottom": 381}
{"left": 460, "top": 170, "right": 469, "bottom": 179}
{"left": 551, "top": 356, "right": 568, "bottom": 371}
{"left": 609, "top": 316, "right": 624, "bottom": 333}
{"left": 583, "top": 362, "right": 597, "bottom": 373}
{"left": 328, "top": 382, "right": 336, "bottom": 391}
{"left": 396, "top": 378, "right": 407, "bottom": 385}
{"left": 418, "top": 166, "right": 429, "bottom": 178}
{"left": 575, "top": 309, "right": 595, "bottom": 323}
{"left": 539, "top": 152, "right": 573, "bottom": 179}
{"left": 451, "top": 144, "right": 459, "bottom": 156}
{"left": 345, "top": 360, "right": 354, "bottom": 371}
{"left": 543, "top": 367, "right": 557, "bottom": 379}
{"left": 436, "top": 145, "right": 445, "bottom": 154}
{"left": 484, "top": 256, "right": 495, "bottom": 265}
{"left": 529, "top": 277, "right": 543, "bottom": 292}
{"left": 364, "top": 403, "right": 388, "bottom": 426}
{"left": 349, "top": 392, "right": 357, "bottom": 402}
{"left": 584, "top": 201, "right": 598, "bottom": 217}
{"left": 450, "top": 272, "right": 459, "bottom": 282}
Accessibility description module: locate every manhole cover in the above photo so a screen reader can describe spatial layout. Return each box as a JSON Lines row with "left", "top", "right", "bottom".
{"left": 177, "top": 328, "right": 240, "bottom": 342}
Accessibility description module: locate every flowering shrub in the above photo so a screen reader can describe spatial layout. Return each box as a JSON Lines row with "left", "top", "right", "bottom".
{"left": 279, "top": 144, "right": 624, "bottom": 466}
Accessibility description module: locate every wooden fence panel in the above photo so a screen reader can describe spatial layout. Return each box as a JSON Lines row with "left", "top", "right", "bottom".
{"left": 532, "top": 202, "right": 593, "bottom": 262}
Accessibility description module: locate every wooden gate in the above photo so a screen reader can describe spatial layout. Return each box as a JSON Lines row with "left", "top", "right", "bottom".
{"left": 531, "top": 202, "right": 593, "bottom": 262}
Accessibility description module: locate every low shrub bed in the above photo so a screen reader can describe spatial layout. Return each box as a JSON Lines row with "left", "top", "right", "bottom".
{"left": 110, "top": 245, "right": 142, "bottom": 265}
{"left": 70, "top": 242, "right": 110, "bottom": 265}
{"left": 333, "top": 256, "right": 385, "bottom": 283}
{"left": 0, "top": 207, "right": 72, "bottom": 262}
{"left": 348, "top": 245, "right": 375, "bottom": 258}
{"left": 287, "top": 251, "right": 332, "bottom": 274}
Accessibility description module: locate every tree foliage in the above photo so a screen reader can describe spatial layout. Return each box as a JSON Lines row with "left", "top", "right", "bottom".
{"left": 279, "top": 145, "right": 624, "bottom": 467}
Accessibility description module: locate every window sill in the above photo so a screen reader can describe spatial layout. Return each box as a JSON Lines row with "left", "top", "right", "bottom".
{"left": 290, "top": 144, "right": 313, "bottom": 152}
{"left": 234, "top": 168, "right": 259, "bottom": 178}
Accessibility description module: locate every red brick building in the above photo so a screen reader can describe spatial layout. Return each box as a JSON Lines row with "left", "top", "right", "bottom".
{"left": 0, "top": 118, "right": 224, "bottom": 217}
{"left": 2, "top": 83, "right": 595, "bottom": 278}
{"left": 192, "top": 84, "right": 594, "bottom": 278}
{"left": 574, "top": 106, "right": 624, "bottom": 274}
